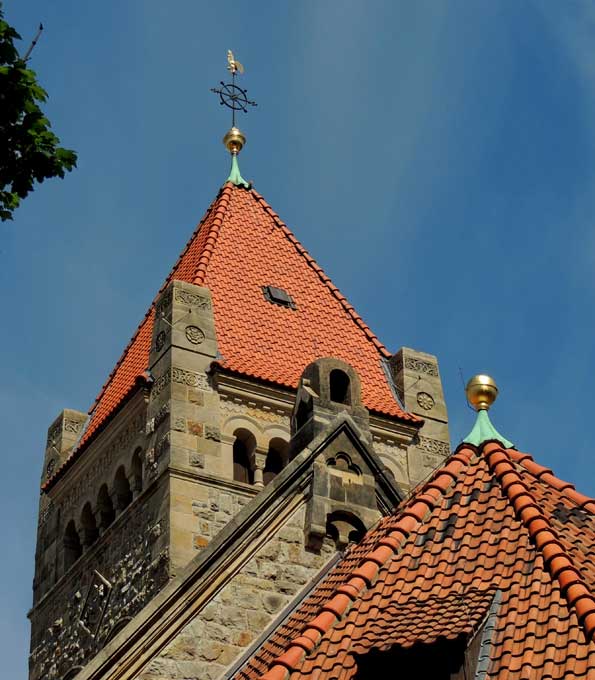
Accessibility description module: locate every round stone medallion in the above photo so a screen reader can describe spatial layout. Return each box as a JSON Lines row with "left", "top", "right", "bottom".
{"left": 155, "top": 330, "right": 167, "bottom": 352}
{"left": 416, "top": 391, "right": 435, "bottom": 411}
{"left": 185, "top": 325, "right": 205, "bottom": 345}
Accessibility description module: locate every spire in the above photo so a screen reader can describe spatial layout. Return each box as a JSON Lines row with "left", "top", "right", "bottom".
{"left": 211, "top": 50, "right": 256, "bottom": 188}
{"left": 462, "top": 374, "right": 514, "bottom": 448}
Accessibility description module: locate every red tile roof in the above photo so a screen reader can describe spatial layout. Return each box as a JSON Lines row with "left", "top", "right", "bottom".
{"left": 45, "top": 184, "right": 418, "bottom": 489}
{"left": 237, "top": 441, "right": 595, "bottom": 680}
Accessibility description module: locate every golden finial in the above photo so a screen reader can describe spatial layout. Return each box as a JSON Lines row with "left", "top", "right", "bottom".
{"left": 223, "top": 127, "right": 246, "bottom": 154}
{"left": 465, "top": 374, "right": 498, "bottom": 411}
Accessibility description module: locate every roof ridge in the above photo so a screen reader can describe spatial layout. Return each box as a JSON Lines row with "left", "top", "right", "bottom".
{"left": 257, "top": 446, "right": 477, "bottom": 680}
{"left": 249, "top": 189, "right": 392, "bottom": 360}
{"left": 85, "top": 186, "right": 229, "bottom": 417}
{"left": 505, "top": 448, "right": 595, "bottom": 514}
{"left": 482, "top": 441, "right": 595, "bottom": 641}
{"left": 193, "top": 182, "right": 234, "bottom": 286}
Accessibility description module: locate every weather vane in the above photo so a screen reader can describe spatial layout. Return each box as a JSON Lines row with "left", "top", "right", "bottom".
{"left": 211, "top": 51, "right": 257, "bottom": 128}
{"left": 210, "top": 51, "right": 256, "bottom": 187}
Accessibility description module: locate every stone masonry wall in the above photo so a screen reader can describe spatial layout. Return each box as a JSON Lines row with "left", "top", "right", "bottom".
{"left": 136, "top": 504, "right": 336, "bottom": 680}
{"left": 170, "top": 476, "right": 255, "bottom": 573}
{"left": 29, "top": 483, "right": 170, "bottom": 680}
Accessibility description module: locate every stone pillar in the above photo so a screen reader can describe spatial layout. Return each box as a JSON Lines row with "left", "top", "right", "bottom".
{"left": 390, "top": 348, "right": 450, "bottom": 485}
{"left": 147, "top": 280, "right": 224, "bottom": 573}
{"left": 42, "top": 409, "right": 87, "bottom": 487}
{"left": 253, "top": 449, "right": 267, "bottom": 489}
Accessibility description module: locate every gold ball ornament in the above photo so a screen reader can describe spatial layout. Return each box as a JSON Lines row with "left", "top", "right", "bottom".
{"left": 465, "top": 374, "right": 498, "bottom": 411}
{"left": 223, "top": 127, "right": 246, "bottom": 154}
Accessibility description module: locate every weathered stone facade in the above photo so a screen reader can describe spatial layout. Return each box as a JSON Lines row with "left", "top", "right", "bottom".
{"left": 30, "top": 480, "right": 169, "bottom": 680}
{"left": 137, "top": 505, "right": 336, "bottom": 680}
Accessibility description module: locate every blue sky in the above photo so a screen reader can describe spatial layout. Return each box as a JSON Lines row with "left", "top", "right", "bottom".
{"left": 3, "top": 2, "right": 595, "bottom": 678}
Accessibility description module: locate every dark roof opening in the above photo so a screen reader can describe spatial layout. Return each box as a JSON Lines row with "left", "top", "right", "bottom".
{"left": 262, "top": 285, "right": 296, "bottom": 309}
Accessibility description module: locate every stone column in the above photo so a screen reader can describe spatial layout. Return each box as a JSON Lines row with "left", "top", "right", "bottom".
{"left": 253, "top": 449, "right": 267, "bottom": 489}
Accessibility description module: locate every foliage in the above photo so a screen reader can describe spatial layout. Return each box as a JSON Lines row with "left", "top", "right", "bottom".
{"left": 0, "top": 7, "right": 76, "bottom": 221}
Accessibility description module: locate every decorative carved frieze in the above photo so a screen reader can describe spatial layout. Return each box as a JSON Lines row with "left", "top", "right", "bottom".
{"left": 150, "top": 372, "right": 171, "bottom": 400}
{"left": 220, "top": 397, "right": 290, "bottom": 425}
{"left": 397, "top": 357, "right": 438, "bottom": 377}
{"left": 174, "top": 289, "right": 211, "bottom": 310}
{"left": 416, "top": 435, "right": 450, "bottom": 457}
{"left": 172, "top": 367, "right": 210, "bottom": 390}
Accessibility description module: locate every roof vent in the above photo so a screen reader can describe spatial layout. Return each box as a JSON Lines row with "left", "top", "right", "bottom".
{"left": 262, "top": 285, "right": 296, "bottom": 310}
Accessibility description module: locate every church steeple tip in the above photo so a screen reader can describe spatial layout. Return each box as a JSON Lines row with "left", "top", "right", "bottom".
{"left": 211, "top": 50, "right": 256, "bottom": 189}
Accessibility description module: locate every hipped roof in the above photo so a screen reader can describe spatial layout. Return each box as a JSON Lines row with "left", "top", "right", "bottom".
{"left": 45, "top": 184, "right": 418, "bottom": 489}
{"left": 237, "top": 441, "right": 595, "bottom": 680}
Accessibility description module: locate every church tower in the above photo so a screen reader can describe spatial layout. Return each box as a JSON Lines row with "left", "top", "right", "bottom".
{"left": 28, "top": 55, "right": 450, "bottom": 680}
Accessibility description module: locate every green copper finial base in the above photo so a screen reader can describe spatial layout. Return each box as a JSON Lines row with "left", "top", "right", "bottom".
{"left": 463, "top": 409, "right": 514, "bottom": 449}
{"left": 227, "top": 153, "right": 250, "bottom": 188}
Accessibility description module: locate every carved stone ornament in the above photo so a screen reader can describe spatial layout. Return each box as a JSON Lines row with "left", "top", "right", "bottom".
{"left": 46, "top": 458, "right": 56, "bottom": 479}
{"left": 64, "top": 419, "right": 83, "bottom": 434}
{"left": 155, "top": 330, "right": 167, "bottom": 352}
{"left": 79, "top": 570, "right": 112, "bottom": 636}
{"left": 47, "top": 422, "right": 61, "bottom": 448}
{"left": 204, "top": 425, "right": 221, "bottom": 442}
{"left": 417, "top": 435, "right": 450, "bottom": 457}
{"left": 172, "top": 367, "right": 210, "bottom": 390}
{"left": 405, "top": 357, "right": 438, "bottom": 377}
{"left": 416, "top": 391, "right": 435, "bottom": 411}
{"left": 185, "top": 325, "right": 205, "bottom": 345}
{"left": 174, "top": 289, "right": 211, "bottom": 310}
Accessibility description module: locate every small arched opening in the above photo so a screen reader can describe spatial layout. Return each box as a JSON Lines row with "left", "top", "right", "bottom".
{"left": 80, "top": 502, "right": 98, "bottom": 548}
{"left": 329, "top": 369, "right": 351, "bottom": 405}
{"left": 232, "top": 428, "right": 255, "bottom": 484}
{"left": 97, "top": 484, "right": 115, "bottom": 531}
{"left": 131, "top": 448, "right": 143, "bottom": 496}
{"left": 326, "top": 510, "right": 366, "bottom": 549}
{"left": 113, "top": 466, "right": 132, "bottom": 511}
{"left": 264, "top": 438, "right": 288, "bottom": 485}
{"left": 63, "top": 520, "right": 82, "bottom": 571}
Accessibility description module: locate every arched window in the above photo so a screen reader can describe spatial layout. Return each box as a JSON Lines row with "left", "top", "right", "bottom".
{"left": 264, "top": 438, "right": 288, "bottom": 485}
{"left": 232, "top": 429, "right": 255, "bottom": 484}
{"left": 113, "top": 466, "right": 132, "bottom": 510}
{"left": 80, "top": 502, "right": 98, "bottom": 548}
{"left": 131, "top": 448, "right": 143, "bottom": 496}
{"left": 63, "top": 520, "right": 82, "bottom": 570}
{"left": 330, "top": 369, "right": 351, "bottom": 405}
{"left": 97, "top": 484, "right": 115, "bottom": 530}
